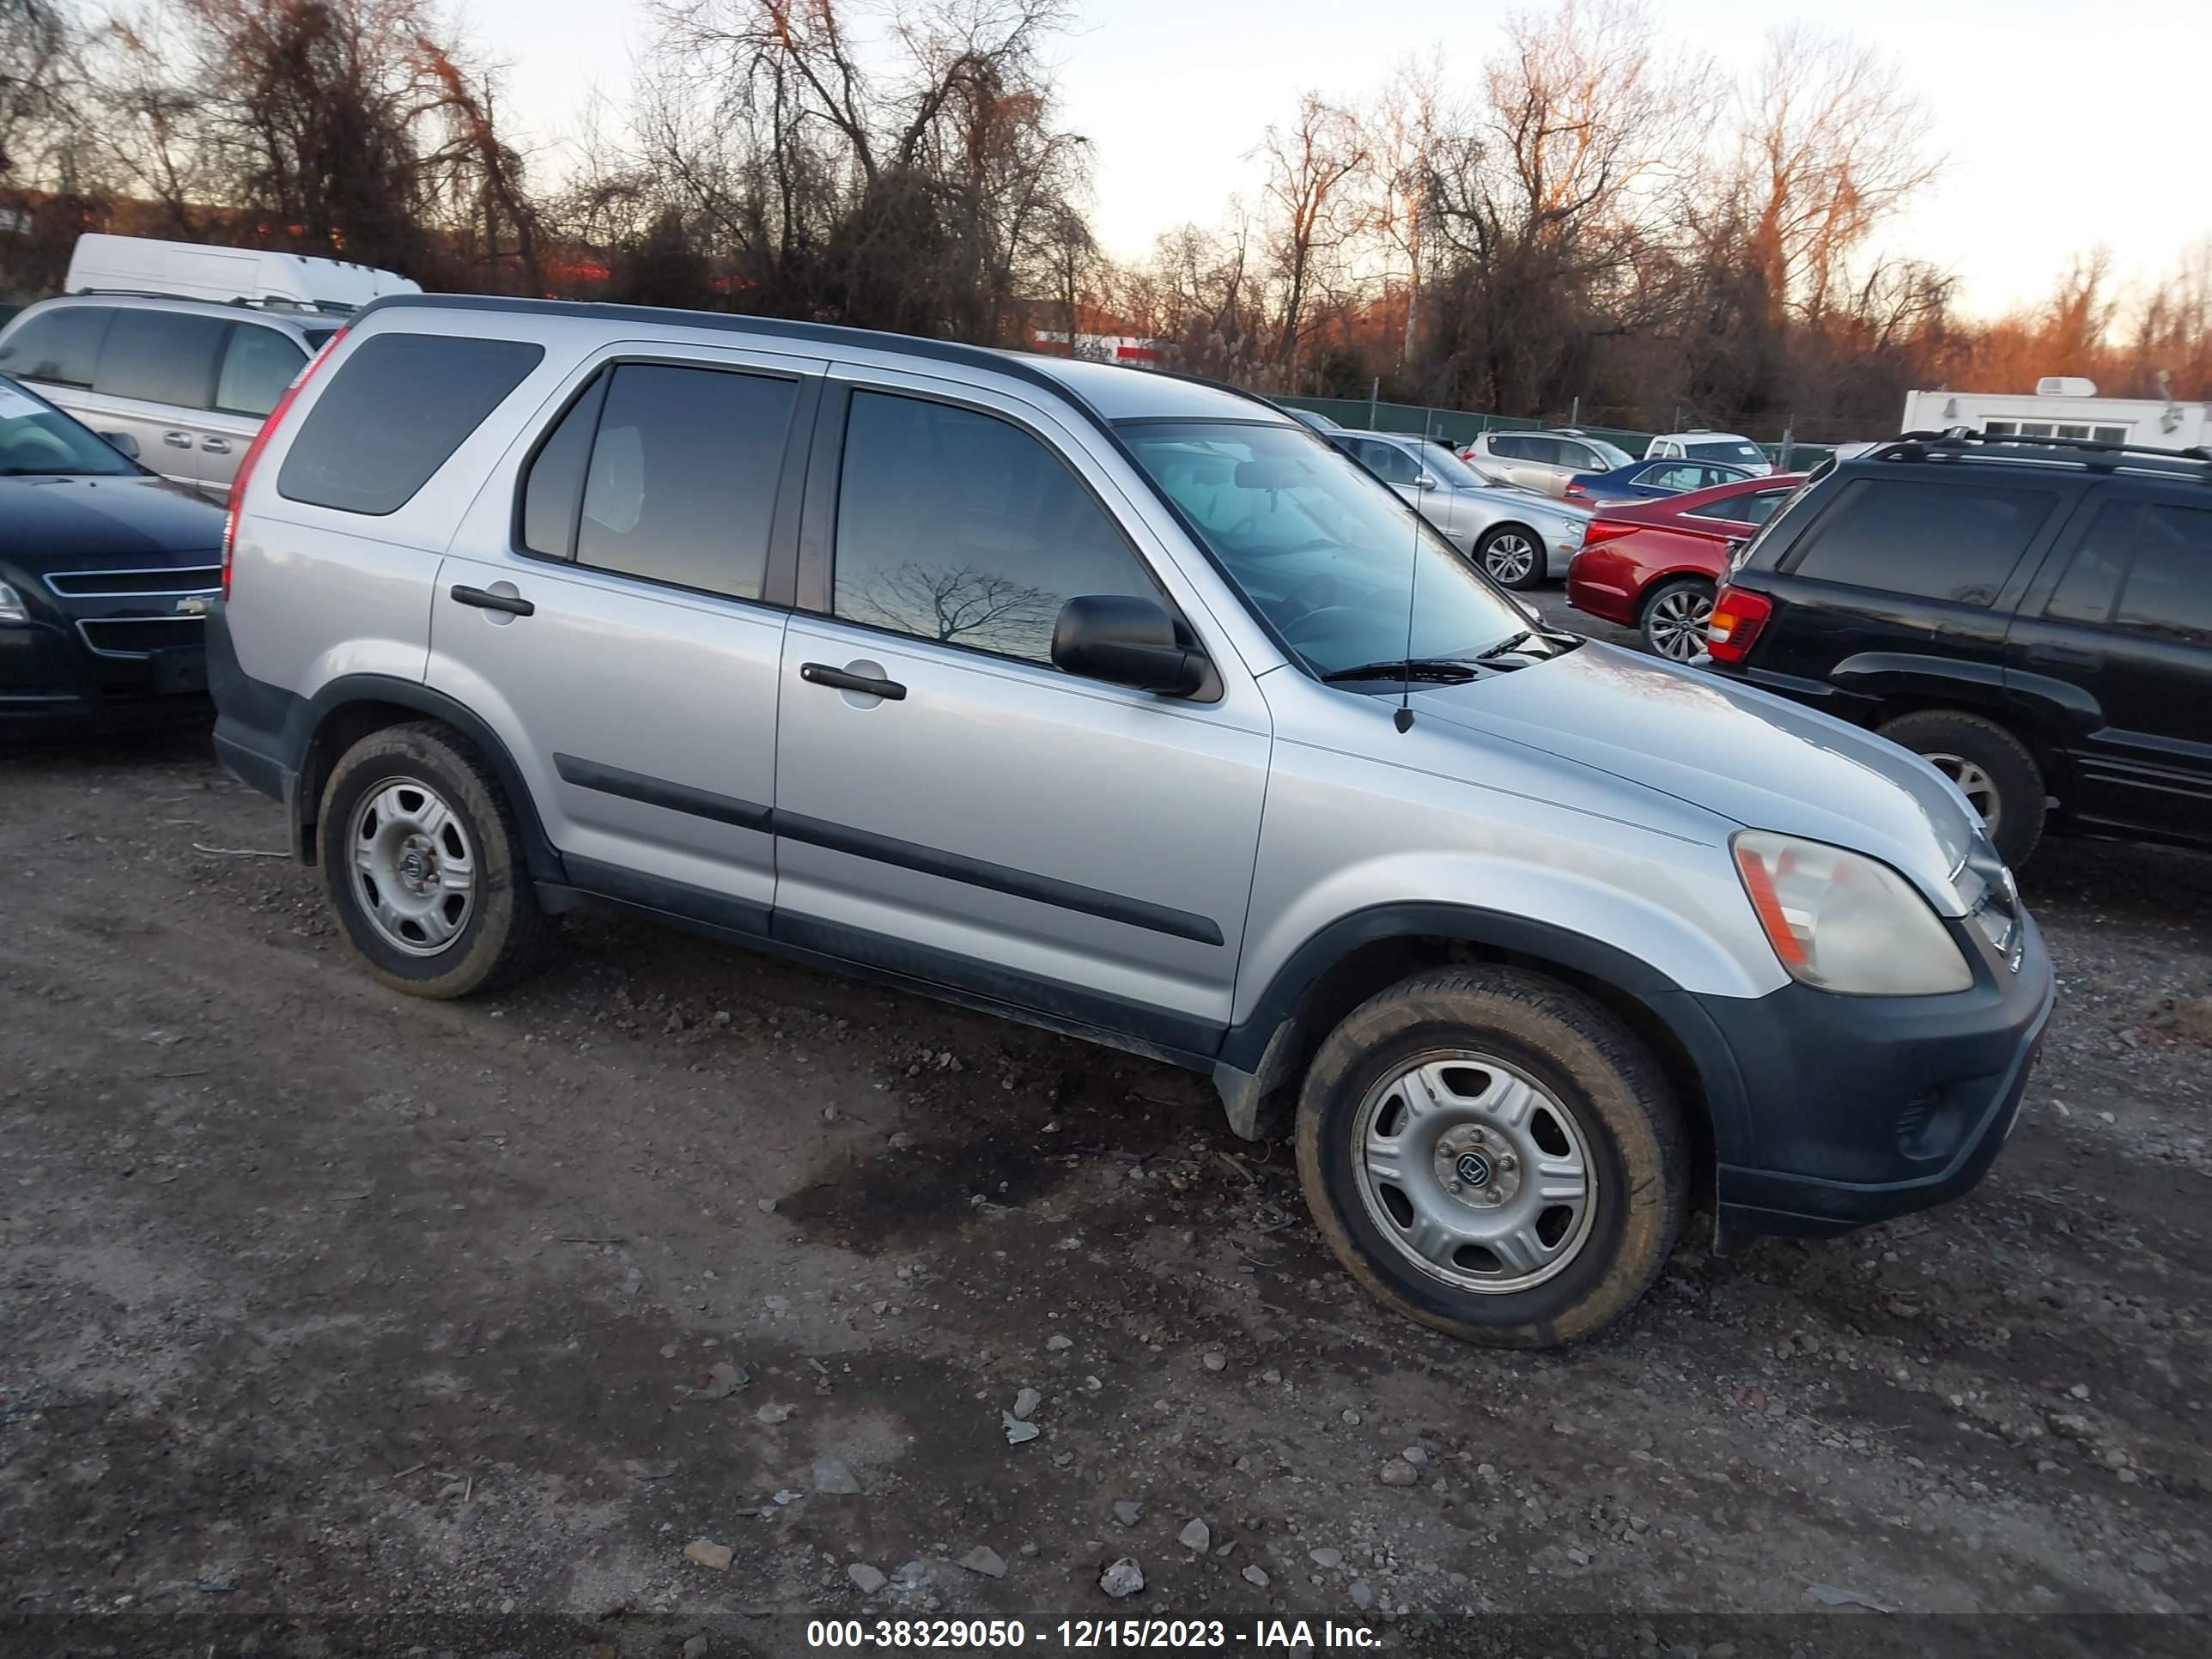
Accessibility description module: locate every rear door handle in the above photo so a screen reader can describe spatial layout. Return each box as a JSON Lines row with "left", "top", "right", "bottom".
{"left": 799, "top": 662, "right": 907, "bottom": 701}
{"left": 162, "top": 431, "right": 193, "bottom": 449}
{"left": 202, "top": 437, "right": 231, "bottom": 454}
{"left": 450, "top": 583, "right": 534, "bottom": 617}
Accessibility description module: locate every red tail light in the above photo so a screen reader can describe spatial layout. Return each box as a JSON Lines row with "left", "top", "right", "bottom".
{"left": 1564, "top": 482, "right": 1588, "bottom": 499}
{"left": 1704, "top": 584, "right": 1772, "bottom": 664}
{"left": 1579, "top": 518, "right": 1640, "bottom": 549}
{"left": 222, "top": 327, "right": 347, "bottom": 599}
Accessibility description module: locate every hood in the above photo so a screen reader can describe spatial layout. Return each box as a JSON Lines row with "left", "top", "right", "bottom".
{"left": 0, "top": 474, "right": 225, "bottom": 569}
{"left": 1405, "top": 642, "right": 1980, "bottom": 911}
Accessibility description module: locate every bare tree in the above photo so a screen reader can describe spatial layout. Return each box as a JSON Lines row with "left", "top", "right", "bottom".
{"left": 843, "top": 562, "right": 1058, "bottom": 655}
{"left": 1255, "top": 91, "right": 1366, "bottom": 371}
{"left": 1, "top": 0, "right": 78, "bottom": 185}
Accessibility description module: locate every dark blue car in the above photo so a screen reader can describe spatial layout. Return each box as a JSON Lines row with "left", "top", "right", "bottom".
{"left": 1, "top": 375, "right": 226, "bottom": 735}
{"left": 1562, "top": 456, "right": 1751, "bottom": 507}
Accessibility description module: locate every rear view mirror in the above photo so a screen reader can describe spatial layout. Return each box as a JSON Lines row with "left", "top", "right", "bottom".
{"left": 97, "top": 429, "right": 140, "bottom": 459}
{"left": 1052, "top": 596, "right": 1210, "bottom": 696}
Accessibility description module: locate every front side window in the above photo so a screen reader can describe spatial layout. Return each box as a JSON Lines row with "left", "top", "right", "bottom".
{"left": 831, "top": 391, "right": 1159, "bottom": 665}
{"left": 278, "top": 332, "right": 544, "bottom": 515}
{"left": 1123, "top": 422, "right": 1529, "bottom": 678}
{"left": 216, "top": 325, "right": 307, "bottom": 417}
{"left": 94, "top": 308, "right": 227, "bottom": 408}
{"left": 1353, "top": 439, "right": 1421, "bottom": 485}
{"left": 2106, "top": 502, "right": 2212, "bottom": 646}
{"left": 0, "top": 378, "right": 137, "bottom": 476}
{"left": 1585, "top": 437, "right": 1637, "bottom": 469}
{"left": 1787, "top": 478, "right": 2056, "bottom": 605}
{"left": 0, "top": 306, "right": 112, "bottom": 388}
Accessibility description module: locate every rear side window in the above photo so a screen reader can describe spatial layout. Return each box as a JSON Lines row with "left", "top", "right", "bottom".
{"left": 1693, "top": 488, "right": 1790, "bottom": 526}
{"left": 95, "top": 309, "right": 227, "bottom": 408}
{"left": 278, "top": 332, "right": 543, "bottom": 515}
{"left": 215, "top": 325, "right": 307, "bottom": 417}
{"left": 1786, "top": 478, "right": 2057, "bottom": 605}
{"left": 520, "top": 362, "right": 795, "bottom": 598}
{"left": 2050, "top": 500, "right": 2212, "bottom": 645}
{"left": 0, "top": 306, "right": 112, "bottom": 387}
{"left": 1489, "top": 434, "right": 1536, "bottom": 461}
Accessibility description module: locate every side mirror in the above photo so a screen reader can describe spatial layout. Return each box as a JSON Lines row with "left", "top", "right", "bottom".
{"left": 1413, "top": 475, "right": 1437, "bottom": 489}
{"left": 97, "top": 429, "right": 140, "bottom": 459}
{"left": 1052, "top": 595, "right": 1209, "bottom": 696}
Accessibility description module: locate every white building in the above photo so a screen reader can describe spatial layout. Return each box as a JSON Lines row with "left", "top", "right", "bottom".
{"left": 1901, "top": 378, "right": 2209, "bottom": 449}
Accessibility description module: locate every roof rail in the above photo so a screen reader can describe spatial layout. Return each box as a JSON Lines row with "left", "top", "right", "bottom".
{"left": 1872, "top": 425, "right": 2211, "bottom": 481}
{"left": 69, "top": 286, "right": 350, "bottom": 317}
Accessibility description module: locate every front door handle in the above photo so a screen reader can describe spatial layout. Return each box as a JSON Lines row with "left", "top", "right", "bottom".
{"left": 451, "top": 583, "right": 534, "bottom": 617}
{"left": 202, "top": 436, "right": 231, "bottom": 454}
{"left": 162, "top": 430, "right": 193, "bottom": 449}
{"left": 800, "top": 661, "right": 907, "bottom": 701}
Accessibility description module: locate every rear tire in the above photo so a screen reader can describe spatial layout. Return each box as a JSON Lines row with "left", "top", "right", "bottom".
{"left": 1638, "top": 576, "right": 1716, "bottom": 662}
{"left": 1475, "top": 525, "right": 1545, "bottom": 590}
{"left": 1294, "top": 966, "right": 1688, "bottom": 1349}
{"left": 318, "top": 721, "right": 554, "bottom": 998}
{"left": 1876, "top": 708, "right": 2046, "bottom": 867}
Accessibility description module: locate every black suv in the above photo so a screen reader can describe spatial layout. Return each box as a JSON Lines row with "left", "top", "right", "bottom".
{"left": 1703, "top": 428, "right": 2212, "bottom": 866}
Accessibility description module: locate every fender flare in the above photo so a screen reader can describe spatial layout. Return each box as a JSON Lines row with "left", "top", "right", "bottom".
{"left": 1213, "top": 902, "right": 1753, "bottom": 1162}
{"left": 296, "top": 673, "right": 567, "bottom": 885}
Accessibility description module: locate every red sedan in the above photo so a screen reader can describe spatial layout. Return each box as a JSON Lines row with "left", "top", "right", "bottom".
{"left": 1566, "top": 473, "right": 1806, "bottom": 660}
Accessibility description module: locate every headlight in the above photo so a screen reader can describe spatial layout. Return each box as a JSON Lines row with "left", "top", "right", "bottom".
{"left": 0, "top": 580, "right": 28, "bottom": 624}
{"left": 1731, "top": 830, "right": 1972, "bottom": 995}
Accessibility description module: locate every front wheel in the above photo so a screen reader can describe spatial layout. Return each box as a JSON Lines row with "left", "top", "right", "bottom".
{"left": 1638, "top": 576, "right": 1716, "bottom": 662}
{"left": 1294, "top": 966, "right": 1688, "bottom": 1348}
{"left": 1475, "top": 524, "right": 1544, "bottom": 590}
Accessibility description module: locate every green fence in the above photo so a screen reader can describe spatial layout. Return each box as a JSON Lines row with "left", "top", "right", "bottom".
{"left": 1276, "top": 395, "right": 1832, "bottom": 471}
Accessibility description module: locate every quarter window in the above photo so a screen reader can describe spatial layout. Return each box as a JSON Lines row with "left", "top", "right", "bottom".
{"left": 1786, "top": 478, "right": 2056, "bottom": 605}
{"left": 215, "top": 325, "right": 307, "bottom": 417}
{"left": 0, "top": 305, "right": 111, "bottom": 387}
{"left": 277, "top": 332, "right": 544, "bottom": 515}
{"left": 831, "top": 390, "right": 1158, "bottom": 666}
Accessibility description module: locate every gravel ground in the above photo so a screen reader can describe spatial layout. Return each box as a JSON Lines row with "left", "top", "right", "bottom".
{"left": 3, "top": 596, "right": 2207, "bottom": 1657}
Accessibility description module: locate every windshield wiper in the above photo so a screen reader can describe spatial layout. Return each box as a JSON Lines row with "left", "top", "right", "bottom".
{"left": 1322, "top": 657, "right": 1480, "bottom": 684}
{"left": 1474, "top": 630, "right": 1536, "bottom": 659}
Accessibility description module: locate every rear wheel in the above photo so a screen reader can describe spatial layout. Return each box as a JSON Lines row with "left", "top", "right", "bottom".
{"left": 1294, "top": 966, "right": 1688, "bottom": 1348}
{"left": 1475, "top": 525, "right": 1544, "bottom": 590}
{"left": 1638, "top": 576, "right": 1716, "bottom": 662}
{"left": 1877, "top": 708, "right": 2046, "bottom": 867}
{"left": 319, "top": 721, "right": 554, "bottom": 997}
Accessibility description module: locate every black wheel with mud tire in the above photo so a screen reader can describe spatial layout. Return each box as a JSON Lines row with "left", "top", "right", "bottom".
{"left": 1294, "top": 965, "right": 1688, "bottom": 1348}
{"left": 318, "top": 720, "right": 554, "bottom": 998}
{"left": 1875, "top": 708, "right": 2046, "bottom": 867}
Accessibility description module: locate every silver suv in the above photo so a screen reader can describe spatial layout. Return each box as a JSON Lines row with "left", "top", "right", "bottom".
{"left": 208, "top": 297, "right": 2054, "bottom": 1348}
{"left": 0, "top": 295, "right": 340, "bottom": 500}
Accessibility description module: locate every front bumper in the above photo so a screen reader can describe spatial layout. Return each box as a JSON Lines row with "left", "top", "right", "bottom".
{"left": 0, "top": 616, "right": 210, "bottom": 736}
{"left": 1701, "top": 910, "right": 2055, "bottom": 1239}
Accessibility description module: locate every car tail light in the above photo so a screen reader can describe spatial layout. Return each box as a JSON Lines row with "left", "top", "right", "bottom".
{"left": 1705, "top": 584, "right": 1772, "bottom": 664}
{"left": 222, "top": 327, "right": 347, "bottom": 598}
{"left": 1564, "top": 482, "right": 1589, "bottom": 500}
{"left": 1578, "top": 518, "right": 1639, "bottom": 549}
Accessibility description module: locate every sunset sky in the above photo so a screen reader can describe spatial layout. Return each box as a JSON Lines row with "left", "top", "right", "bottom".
{"left": 466, "top": 0, "right": 2209, "bottom": 317}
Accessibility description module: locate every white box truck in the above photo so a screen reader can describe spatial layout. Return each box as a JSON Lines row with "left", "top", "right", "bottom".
{"left": 1901, "top": 378, "right": 2209, "bottom": 450}
{"left": 64, "top": 234, "right": 421, "bottom": 313}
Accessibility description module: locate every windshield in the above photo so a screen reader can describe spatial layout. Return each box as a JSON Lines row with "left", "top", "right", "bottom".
{"left": 0, "top": 379, "right": 138, "bottom": 477}
{"left": 1121, "top": 422, "right": 1531, "bottom": 678}
{"left": 1689, "top": 440, "right": 1766, "bottom": 465}
{"left": 1585, "top": 437, "right": 1636, "bottom": 469}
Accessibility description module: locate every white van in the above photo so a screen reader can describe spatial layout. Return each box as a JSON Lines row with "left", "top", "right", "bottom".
{"left": 64, "top": 234, "right": 420, "bottom": 313}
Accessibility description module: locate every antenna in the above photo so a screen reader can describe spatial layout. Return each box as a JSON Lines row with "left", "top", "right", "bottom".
{"left": 1393, "top": 410, "right": 1432, "bottom": 733}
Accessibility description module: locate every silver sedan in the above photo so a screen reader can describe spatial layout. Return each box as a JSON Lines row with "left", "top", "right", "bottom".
{"left": 1329, "top": 431, "right": 1591, "bottom": 590}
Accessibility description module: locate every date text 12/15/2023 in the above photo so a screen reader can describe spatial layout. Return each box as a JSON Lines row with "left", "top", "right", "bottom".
{"left": 805, "top": 1618, "right": 1386, "bottom": 1649}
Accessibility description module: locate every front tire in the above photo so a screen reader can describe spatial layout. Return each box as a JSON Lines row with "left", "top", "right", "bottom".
{"left": 1475, "top": 524, "right": 1544, "bottom": 590}
{"left": 1638, "top": 576, "right": 1716, "bottom": 662}
{"left": 318, "top": 721, "right": 553, "bottom": 998}
{"left": 1294, "top": 966, "right": 1687, "bottom": 1349}
{"left": 1876, "top": 708, "right": 2046, "bottom": 867}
